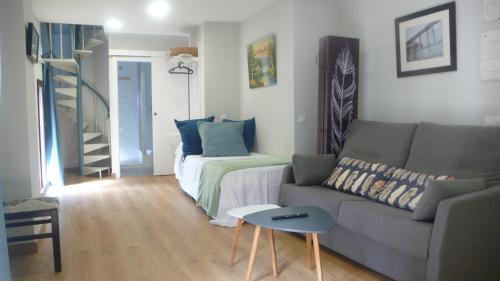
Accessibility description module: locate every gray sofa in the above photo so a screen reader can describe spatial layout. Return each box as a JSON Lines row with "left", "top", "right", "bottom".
{"left": 279, "top": 120, "right": 500, "bottom": 281}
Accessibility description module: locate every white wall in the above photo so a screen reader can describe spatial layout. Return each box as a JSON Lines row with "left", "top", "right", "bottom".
{"left": 335, "top": 0, "right": 500, "bottom": 125}
{"left": 239, "top": 0, "right": 295, "bottom": 157}
{"left": 292, "top": 0, "right": 340, "bottom": 154}
{"left": 0, "top": 0, "right": 41, "bottom": 201}
{"left": 0, "top": 0, "right": 41, "bottom": 243}
{"left": 201, "top": 22, "right": 241, "bottom": 121}
{"left": 108, "top": 33, "right": 189, "bottom": 52}
{"left": 234, "top": 0, "right": 500, "bottom": 157}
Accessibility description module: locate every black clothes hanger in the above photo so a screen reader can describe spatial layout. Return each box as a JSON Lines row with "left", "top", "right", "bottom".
{"left": 169, "top": 61, "right": 194, "bottom": 119}
{"left": 169, "top": 61, "right": 194, "bottom": 74}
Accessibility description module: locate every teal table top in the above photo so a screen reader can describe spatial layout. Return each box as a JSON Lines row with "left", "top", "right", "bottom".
{"left": 243, "top": 206, "right": 334, "bottom": 234}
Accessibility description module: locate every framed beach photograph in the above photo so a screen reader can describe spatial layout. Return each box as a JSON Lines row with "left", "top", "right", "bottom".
{"left": 247, "top": 34, "right": 277, "bottom": 89}
{"left": 395, "top": 2, "right": 456, "bottom": 77}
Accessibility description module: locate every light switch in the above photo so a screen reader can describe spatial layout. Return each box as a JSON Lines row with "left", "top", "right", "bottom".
{"left": 297, "top": 114, "right": 306, "bottom": 125}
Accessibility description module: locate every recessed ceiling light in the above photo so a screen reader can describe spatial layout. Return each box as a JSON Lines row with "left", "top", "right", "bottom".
{"left": 147, "top": 1, "right": 170, "bottom": 19}
{"left": 105, "top": 18, "right": 123, "bottom": 30}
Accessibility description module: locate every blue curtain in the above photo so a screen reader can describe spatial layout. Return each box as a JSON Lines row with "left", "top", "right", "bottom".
{"left": 43, "top": 64, "right": 64, "bottom": 187}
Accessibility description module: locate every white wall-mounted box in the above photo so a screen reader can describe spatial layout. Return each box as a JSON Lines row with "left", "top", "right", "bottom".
{"left": 480, "top": 29, "right": 500, "bottom": 81}
{"left": 484, "top": 0, "right": 500, "bottom": 22}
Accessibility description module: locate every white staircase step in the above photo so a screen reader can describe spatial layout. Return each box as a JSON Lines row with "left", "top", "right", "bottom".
{"left": 55, "top": 88, "right": 76, "bottom": 98}
{"left": 57, "top": 100, "right": 76, "bottom": 109}
{"left": 83, "top": 166, "right": 110, "bottom": 176}
{"left": 74, "top": 50, "right": 93, "bottom": 59}
{"left": 45, "top": 59, "right": 78, "bottom": 74}
{"left": 53, "top": 75, "right": 77, "bottom": 86}
{"left": 84, "top": 143, "right": 109, "bottom": 154}
{"left": 84, "top": 155, "right": 110, "bottom": 165}
{"left": 83, "top": 132, "right": 102, "bottom": 142}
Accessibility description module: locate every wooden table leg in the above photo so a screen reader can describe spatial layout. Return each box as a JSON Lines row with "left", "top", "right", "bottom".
{"left": 245, "top": 226, "right": 261, "bottom": 281}
{"left": 312, "top": 233, "right": 322, "bottom": 281}
{"left": 230, "top": 218, "right": 244, "bottom": 266}
{"left": 306, "top": 233, "right": 314, "bottom": 270}
{"left": 267, "top": 229, "right": 278, "bottom": 277}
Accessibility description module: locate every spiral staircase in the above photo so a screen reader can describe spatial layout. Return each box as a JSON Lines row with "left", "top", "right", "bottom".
{"left": 41, "top": 23, "right": 111, "bottom": 178}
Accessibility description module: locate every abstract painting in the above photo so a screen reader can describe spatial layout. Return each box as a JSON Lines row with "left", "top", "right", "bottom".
{"left": 317, "top": 36, "right": 359, "bottom": 156}
{"left": 247, "top": 34, "right": 277, "bottom": 89}
{"left": 395, "top": 2, "right": 456, "bottom": 77}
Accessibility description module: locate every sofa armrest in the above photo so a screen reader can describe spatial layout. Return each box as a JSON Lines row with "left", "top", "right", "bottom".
{"left": 427, "top": 186, "right": 500, "bottom": 281}
{"left": 278, "top": 165, "right": 294, "bottom": 206}
{"left": 281, "top": 165, "right": 295, "bottom": 184}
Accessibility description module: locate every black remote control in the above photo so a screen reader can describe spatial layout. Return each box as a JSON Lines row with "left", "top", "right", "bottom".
{"left": 271, "top": 213, "right": 308, "bottom": 220}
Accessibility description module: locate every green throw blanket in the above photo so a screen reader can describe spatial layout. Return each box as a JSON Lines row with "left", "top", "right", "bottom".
{"left": 196, "top": 156, "right": 290, "bottom": 217}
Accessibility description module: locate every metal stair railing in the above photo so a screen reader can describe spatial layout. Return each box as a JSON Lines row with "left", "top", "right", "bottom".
{"left": 42, "top": 22, "right": 110, "bottom": 176}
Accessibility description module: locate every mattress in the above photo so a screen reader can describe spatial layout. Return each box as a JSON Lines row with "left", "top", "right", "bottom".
{"left": 174, "top": 144, "right": 286, "bottom": 226}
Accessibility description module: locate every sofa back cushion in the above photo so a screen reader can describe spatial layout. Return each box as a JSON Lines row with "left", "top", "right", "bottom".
{"left": 405, "top": 122, "right": 500, "bottom": 179}
{"left": 339, "top": 120, "right": 417, "bottom": 168}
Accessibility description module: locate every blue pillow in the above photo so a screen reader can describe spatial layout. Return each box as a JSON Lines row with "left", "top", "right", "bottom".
{"left": 174, "top": 116, "right": 215, "bottom": 156}
{"left": 222, "top": 118, "right": 256, "bottom": 152}
{"left": 198, "top": 122, "right": 249, "bottom": 157}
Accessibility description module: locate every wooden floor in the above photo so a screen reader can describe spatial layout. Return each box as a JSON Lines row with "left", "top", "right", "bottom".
{"left": 10, "top": 175, "right": 390, "bottom": 281}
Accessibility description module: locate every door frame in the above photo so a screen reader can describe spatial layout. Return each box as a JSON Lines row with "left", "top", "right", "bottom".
{"left": 109, "top": 50, "right": 165, "bottom": 178}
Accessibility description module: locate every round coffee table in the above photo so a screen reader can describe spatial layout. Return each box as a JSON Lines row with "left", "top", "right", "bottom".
{"left": 242, "top": 206, "right": 334, "bottom": 281}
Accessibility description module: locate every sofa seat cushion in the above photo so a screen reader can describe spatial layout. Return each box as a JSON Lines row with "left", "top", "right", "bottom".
{"left": 339, "top": 120, "right": 417, "bottom": 168}
{"left": 279, "top": 184, "right": 367, "bottom": 221}
{"left": 337, "top": 200, "right": 433, "bottom": 259}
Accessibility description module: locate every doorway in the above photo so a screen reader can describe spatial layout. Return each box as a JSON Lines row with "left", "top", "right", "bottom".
{"left": 117, "top": 61, "right": 153, "bottom": 176}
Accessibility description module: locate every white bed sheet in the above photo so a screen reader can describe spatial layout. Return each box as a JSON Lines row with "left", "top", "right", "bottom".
{"left": 174, "top": 144, "right": 286, "bottom": 227}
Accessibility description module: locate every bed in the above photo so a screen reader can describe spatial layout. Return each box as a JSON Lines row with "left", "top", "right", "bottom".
{"left": 174, "top": 144, "right": 287, "bottom": 227}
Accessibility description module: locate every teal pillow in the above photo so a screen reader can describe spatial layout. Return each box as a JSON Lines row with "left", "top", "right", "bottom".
{"left": 198, "top": 122, "right": 249, "bottom": 157}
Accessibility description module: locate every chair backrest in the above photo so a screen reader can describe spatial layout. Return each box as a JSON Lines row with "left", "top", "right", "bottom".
{"left": 0, "top": 181, "right": 12, "bottom": 281}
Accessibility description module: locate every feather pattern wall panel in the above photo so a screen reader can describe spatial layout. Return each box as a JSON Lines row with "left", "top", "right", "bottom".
{"left": 317, "top": 36, "right": 359, "bottom": 156}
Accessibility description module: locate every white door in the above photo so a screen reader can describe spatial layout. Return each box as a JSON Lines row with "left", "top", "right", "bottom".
{"left": 151, "top": 56, "right": 190, "bottom": 175}
{"left": 110, "top": 52, "right": 184, "bottom": 177}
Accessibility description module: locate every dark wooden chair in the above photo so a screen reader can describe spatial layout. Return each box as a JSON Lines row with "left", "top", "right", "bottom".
{"left": 3, "top": 197, "right": 61, "bottom": 272}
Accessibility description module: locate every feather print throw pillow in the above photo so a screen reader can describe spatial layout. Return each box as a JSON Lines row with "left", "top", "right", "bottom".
{"left": 322, "top": 157, "right": 396, "bottom": 199}
{"left": 375, "top": 168, "right": 454, "bottom": 211}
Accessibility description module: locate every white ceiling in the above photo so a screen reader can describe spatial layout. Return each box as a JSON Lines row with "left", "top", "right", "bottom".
{"left": 33, "top": 0, "right": 276, "bottom": 35}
